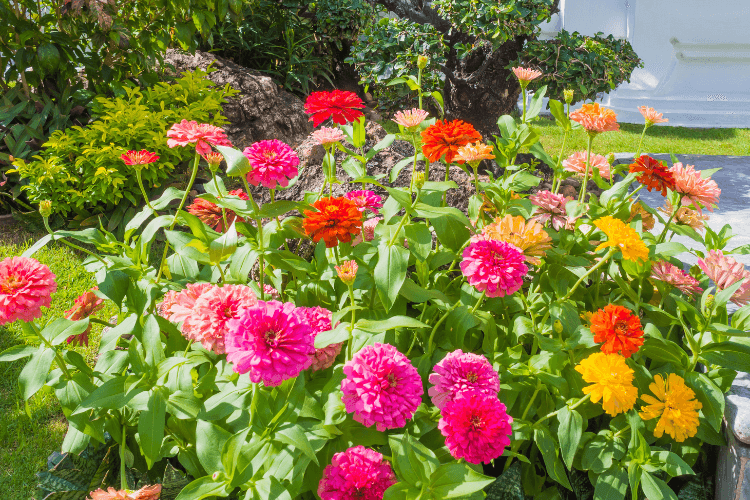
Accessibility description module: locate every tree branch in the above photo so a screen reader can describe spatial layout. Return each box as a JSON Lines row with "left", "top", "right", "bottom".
{"left": 369, "top": 0, "right": 453, "bottom": 34}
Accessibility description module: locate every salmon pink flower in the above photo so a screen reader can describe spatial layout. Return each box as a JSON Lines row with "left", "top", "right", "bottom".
{"left": 352, "top": 217, "right": 381, "bottom": 245}
{"left": 299, "top": 306, "right": 342, "bottom": 371}
{"left": 429, "top": 350, "right": 500, "bottom": 409}
{"left": 345, "top": 190, "right": 382, "bottom": 214}
{"left": 335, "top": 260, "right": 358, "bottom": 285}
{"left": 512, "top": 67, "right": 543, "bottom": 84}
{"left": 120, "top": 150, "right": 159, "bottom": 166}
{"left": 669, "top": 163, "right": 721, "bottom": 213}
{"left": 317, "top": 446, "right": 397, "bottom": 500}
{"left": 460, "top": 240, "right": 528, "bottom": 297}
{"left": 529, "top": 190, "right": 575, "bottom": 231}
{"left": 65, "top": 287, "right": 104, "bottom": 347}
{"left": 166, "top": 120, "right": 232, "bottom": 155}
{"left": 569, "top": 103, "right": 619, "bottom": 134}
{"left": 187, "top": 189, "right": 249, "bottom": 233}
{"left": 563, "top": 151, "right": 612, "bottom": 180}
{"left": 312, "top": 127, "right": 345, "bottom": 146}
{"left": 305, "top": 90, "right": 365, "bottom": 127}
{"left": 698, "top": 250, "right": 750, "bottom": 306}
{"left": 162, "top": 283, "right": 214, "bottom": 324}
{"left": 650, "top": 261, "right": 703, "bottom": 297}
{"left": 202, "top": 151, "right": 224, "bottom": 169}
{"left": 639, "top": 106, "right": 668, "bottom": 126}
{"left": 0, "top": 256, "right": 57, "bottom": 325}
{"left": 243, "top": 140, "right": 300, "bottom": 189}
{"left": 185, "top": 284, "right": 258, "bottom": 354}
{"left": 88, "top": 484, "right": 161, "bottom": 500}
{"left": 393, "top": 108, "right": 429, "bottom": 129}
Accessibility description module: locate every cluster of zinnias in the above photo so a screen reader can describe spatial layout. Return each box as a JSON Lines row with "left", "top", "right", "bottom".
{"left": 243, "top": 139, "right": 300, "bottom": 189}
{"left": 187, "top": 189, "right": 249, "bottom": 233}
{"left": 65, "top": 287, "right": 104, "bottom": 347}
{"left": 563, "top": 151, "right": 612, "bottom": 180}
{"left": 303, "top": 196, "right": 363, "bottom": 248}
{"left": 0, "top": 256, "right": 57, "bottom": 325}
{"left": 318, "top": 446, "right": 397, "bottom": 500}
{"left": 460, "top": 239, "right": 528, "bottom": 297}
{"left": 167, "top": 120, "right": 232, "bottom": 154}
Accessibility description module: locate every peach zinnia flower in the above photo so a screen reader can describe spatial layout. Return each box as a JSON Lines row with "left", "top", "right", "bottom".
{"left": 88, "top": 484, "right": 161, "bottom": 500}
{"left": 697, "top": 250, "right": 750, "bottom": 306}
{"left": 335, "top": 260, "right": 358, "bottom": 285}
{"left": 303, "top": 197, "right": 363, "bottom": 248}
{"left": 639, "top": 106, "right": 668, "bottom": 126}
{"left": 477, "top": 214, "right": 552, "bottom": 265}
{"left": 166, "top": 120, "right": 232, "bottom": 155}
{"left": 569, "top": 103, "right": 619, "bottom": 134}
{"left": 185, "top": 284, "right": 258, "bottom": 354}
{"left": 562, "top": 151, "right": 611, "bottom": 180}
{"left": 421, "top": 120, "right": 482, "bottom": 164}
{"left": 669, "top": 163, "right": 721, "bottom": 213}
{"left": 457, "top": 142, "right": 495, "bottom": 164}
{"left": 0, "top": 256, "right": 57, "bottom": 325}
{"left": 659, "top": 202, "right": 709, "bottom": 233}
{"left": 312, "top": 127, "right": 345, "bottom": 146}
{"left": 512, "top": 67, "right": 543, "bottom": 84}
{"left": 393, "top": 108, "right": 429, "bottom": 129}
{"left": 202, "top": 151, "right": 224, "bottom": 169}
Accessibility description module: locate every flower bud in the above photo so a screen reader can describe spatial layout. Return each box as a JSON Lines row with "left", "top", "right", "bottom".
{"left": 563, "top": 89, "right": 574, "bottom": 104}
{"left": 202, "top": 151, "right": 224, "bottom": 173}
{"left": 606, "top": 152, "right": 615, "bottom": 165}
{"left": 39, "top": 200, "right": 52, "bottom": 218}
{"left": 417, "top": 55, "right": 429, "bottom": 70}
{"left": 335, "top": 260, "right": 358, "bottom": 286}
{"left": 705, "top": 294, "right": 715, "bottom": 310}
{"left": 553, "top": 320, "right": 563, "bottom": 335}
{"left": 414, "top": 172, "right": 426, "bottom": 189}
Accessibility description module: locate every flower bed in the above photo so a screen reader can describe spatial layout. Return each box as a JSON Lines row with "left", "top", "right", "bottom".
{"left": 2, "top": 70, "right": 749, "bottom": 500}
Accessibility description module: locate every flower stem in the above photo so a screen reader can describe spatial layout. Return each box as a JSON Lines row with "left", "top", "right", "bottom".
{"left": 657, "top": 204, "right": 679, "bottom": 244}
{"left": 552, "top": 129, "right": 569, "bottom": 194}
{"left": 560, "top": 247, "right": 617, "bottom": 302}
{"left": 346, "top": 283, "right": 356, "bottom": 360}
{"left": 43, "top": 217, "right": 108, "bottom": 266}
{"left": 634, "top": 124, "right": 649, "bottom": 160}
{"left": 241, "top": 176, "right": 266, "bottom": 300}
{"left": 427, "top": 301, "right": 462, "bottom": 356}
{"left": 409, "top": 132, "right": 419, "bottom": 195}
{"left": 578, "top": 134, "right": 595, "bottom": 203}
{"left": 27, "top": 321, "right": 70, "bottom": 379}
{"left": 213, "top": 173, "right": 228, "bottom": 231}
{"left": 470, "top": 290, "right": 486, "bottom": 315}
{"left": 135, "top": 169, "right": 155, "bottom": 210}
{"left": 521, "top": 85, "right": 528, "bottom": 123}
{"left": 120, "top": 424, "right": 128, "bottom": 490}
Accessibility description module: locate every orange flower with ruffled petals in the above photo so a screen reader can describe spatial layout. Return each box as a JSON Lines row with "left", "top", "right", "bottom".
{"left": 303, "top": 197, "right": 363, "bottom": 248}
{"left": 629, "top": 155, "right": 675, "bottom": 196}
{"left": 569, "top": 103, "right": 619, "bottom": 134}
{"left": 421, "top": 120, "right": 482, "bottom": 164}
{"left": 590, "top": 304, "right": 644, "bottom": 358}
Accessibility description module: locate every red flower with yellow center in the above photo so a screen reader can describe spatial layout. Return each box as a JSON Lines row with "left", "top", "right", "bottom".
{"left": 303, "top": 197, "right": 363, "bottom": 248}
{"left": 121, "top": 150, "right": 159, "bottom": 166}
{"left": 590, "top": 304, "right": 644, "bottom": 358}
{"left": 421, "top": 120, "right": 482, "bottom": 164}
{"left": 628, "top": 155, "right": 676, "bottom": 196}
{"left": 304, "top": 90, "right": 366, "bottom": 127}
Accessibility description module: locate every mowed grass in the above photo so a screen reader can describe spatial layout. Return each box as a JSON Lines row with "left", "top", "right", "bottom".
{"left": 0, "top": 224, "right": 115, "bottom": 499}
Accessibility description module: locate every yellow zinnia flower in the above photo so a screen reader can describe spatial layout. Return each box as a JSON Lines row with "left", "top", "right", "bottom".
{"left": 593, "top": 216, "right": 649, "bottom": 263}
{"left": 640, "top": 373, "right": 702, "bottom": 442}
{"left": 479, "top": 214, "right": 552, "bottom": 265}
{"left": 575, "top": 352, "right": 638, "bottom": 416}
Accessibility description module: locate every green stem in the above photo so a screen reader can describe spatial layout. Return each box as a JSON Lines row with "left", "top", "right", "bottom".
{"left": 417, "top": 67, "right": 423, "bottom": 110}
{"left": 552, "top": 130, "right": 569, "bottom": 194}
{"left": 120, "top": 424, "right": 128, "bottom": 490}
{"left": 409, "top": 132, "right": 419, "bottom": 194}
{"left": 214, "top": 173, "right": 228, "bottom": 231}
{"left": 634, "top": 125, "right": 649, "bottom": 160}
{"left": 135, "top": 169, "right": 155, "bottom": 210}
{"left": 442, "top": 160, "right": 450, "bottom": 206}
{"left": 43, "top": 217, "right": 108, "bottom": 266}
{"left": 217, "top": 263, "right": 227, "bottom": 283}
{"left": 470, "top": 290, "right": 486, "bottom": 315}
{"left": 28, "top": 321, "right": 70, "bottom": 379}
{"left": 657, "top": 205, "right": 679, "bottom": 244}
{"left": 561, "top": 247, "right": 617, "bottom": 302}
{"left": 427, "top": 301, "right": 462, "bottom": 356}
{"left": 240, "top": 176, "right": 266, "bottom": 300}
{"left": 347, "top": 284, "right": 356, "bottom": 360}
{"left": 578, "top": 134, "right": 595, "bottom": 203}
{"left": 471, "top": 163, "right": 480, "bottom": 195}
{"left": 504, "top": 379, "right": 542, "bottom": 471}
{"left": 613, "top": 423, "right": 631, "bottom": 439}
{"left": 521, "top": 86, "right": 527, "bottom": 123}
{"left": 536, "top": 393, "right": 592, "bottom": 426}
{"left": 333, "top": 245, "right": 341, "bottom": 266}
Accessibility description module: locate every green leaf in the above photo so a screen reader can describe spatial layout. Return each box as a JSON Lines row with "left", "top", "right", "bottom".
{"left": 534, "top": 425, "right": 572, "bottom": 489}
{"left": 701, "top": 341, "right": 750, "bottom": 371}
{"left": 650, "top": 451, "right": 694, "bottom": 477}
{"left": 230, "top": 245, "right": 259, "bottom": 281}
{"left": 526, "top": 85, "right": 547, "bottom": 121}
{"left": 174, "top": 476, "right": 230, "bottom": 500}
{"left": 139, "top": 387, "right": 167, "bottom": 467}
{"left": 40, "top": 317, "right": 90, "bottom": 346}
{"left": 640, "top": 471, "right": 678, "bottom": 500}
{"left": 19, "top": 346, "right": 55, "bottom": 400}
{"left": 259, "top": 200, "right": 299, "bottom": 218}
{"left": 217, "top": 145, "right": 251, "bottom": 177}
{"left": 142, "top": 314, "right": 165, "bottom": 366}
{"left": 355, "top": 316, "right": 429, "bottom": 332}
{"left": 432, "top": 215, "right": 471, "bottom": 253}
{"left": 404, "top": 224, "right": 432, "bottom": 262}
{"left": 222, "top": 428, "right": 250, "bottom": 475}
{"left": 684, "top": 372, "right": 723, "bottom": 432}
{"left": 374, "top": 243, "right": 409, "bottom": 312}
{"left": 640, "top": 337, "right": 689, "bottom": 368}
{"left": 715, "top": 279, "right": 745, "bottom": 309}
{"left": 390, "top": 433, "right": 438, "bottom": 486}
{"left": 582, "top": 432, "right": 626, "bottom": 474}
{"left": 548, "top": 99, "right": 571, "bottom": 131}
{"left": 600, "top": 173, "right": 637, "bottom": 208}
{"left": 276, "top": 424, "right": 319, "bottom": 465}
{"left": 209, "top": 222, "right": 238, "bottom": 264}
{"left": 558, "top": 406, "right": 583, "bottom": 469}
{"left": 196, "top": 420, "right": 232, "bottom": 473}
{"left": 0, "top": 345, "right": 37, "bottom": 362}
{"left": 594, "top": 467, "right": 628, "bottom": 500}
{"left": 430, "top": 463, "right": 495, "bottom": 499}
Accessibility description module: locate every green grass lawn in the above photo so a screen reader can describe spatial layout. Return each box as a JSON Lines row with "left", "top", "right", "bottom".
{"left": 0, "top": 225, "right": 115, "bottom": 500}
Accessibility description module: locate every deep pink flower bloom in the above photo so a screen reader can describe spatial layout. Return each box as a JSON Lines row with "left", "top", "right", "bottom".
{"left": 392, "top": 108, "right": 429, "bottom": 129}
{"left": 120, "top": 150, "right": 159, "bottom": 166}
{"left": 562, "top": 151, "right": 612, "bottom": 180}
{"left": 304, "top": 90, "right": 366, "bottom": 127}
{"left": 669, "top": 163, "right": 721, "bottom": 213}
{"left": 0, "top": 256, "right": 56, "bottom": 325}
{"left": 226, "top": 300, "right": 315, "bottom": 386}
{"left": 243, "top": 140, "right": 300, "bottom": 189}
{"left": 312, "top": 127, "right": 345, "bottom": 146}
{"left": 438, "top": 393, "right": 513, "bottom": 464}
{"left": 650, "top": 261, "right": 703, "bottom": 297}
{"left": 184, "top": 284, "right": 257, "bottom": 354}
{"left": 428, "top": 350, "right": 500, "bottom": 409}
{"left": 166, "top": 120, "right": 232, "bottom": 155}
{"left": 697, "top": 250, "right": 750, "bottom": 306}
{"left": 345, "top": 190, "right": 382, "bottom": 214}
{"left": 299, "top": 306, "right": 343, "bottom": 371}
{"left": 529, "top": 190, "right": 575, "bottom": 231}
{"left": 162, "top": 283, "right": 215, "bottom": 323}
{"left": 317, "top": 446, "right": 397, "bottom": 500}
{"left": 341, "top": 343, "right": 423, "bottom": 431}
{"left": 460, "top": 240, "right": 528, "bottom": 298}
{"left": 65, "top": 287, "right": 104, "bottom": 347}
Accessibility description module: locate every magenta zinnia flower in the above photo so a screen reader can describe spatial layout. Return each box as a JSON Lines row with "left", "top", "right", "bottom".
{"left": 243, "top": 139, "right": 300, "bottom": 189}
{"left": 428, "top": 350, "right": 500, "bottom": 410}
{"left": 697, "top": 250, "right": 750, "bottom": 306}
{"left": 438, "top": 393, "right": 513, "bottom": 464}
{"left": 650, "top": 261, "right": 703, "bottom": 297}
{"left": 317, "top": 446, "right": 397, "bottom": 500}
{"left": 312, "top": 127, "right": 346, "bottom": 146}
{"left": 226, "top": 300, "right": 315, "bottom": 386}
{"left": 669, "top": 163, "right": 721, "bottom": 213}
{"left": 562, "top": 151, "right": 612, "bottom": 180}
{"left": 166, "top": 120, "right": 232, "bottom": 155}
{"left": 0, "top": 256, "right": 57, "bottom": 325}
{"left": 393, "top": 108, "right": 429, "bottom": 129}
{"left": 341, "top": 343, "right": 423, "bottom": 431}
{"left": 345, "top": 190, "right": 382, "bottom": 214}
{"left": 299, "top": 306, "right": 343, "bottom": 371}
{"left": 460, "top": 240, "right": 528, "bottom": 298}
{"left": 529, "top": 190, "right": 574, "bottom": 231}
{"left": 65, "top": 287, "right": 104, "bottom": 347}
{"left": 162, "top": 283, "right": 215, "bottom": 324}
{"left": 184, "top": 284, "right": 257, "bottom": 354}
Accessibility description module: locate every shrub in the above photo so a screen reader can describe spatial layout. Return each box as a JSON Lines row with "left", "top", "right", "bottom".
{"left": 11, "top": 70, "right": 236, "bottom": 218}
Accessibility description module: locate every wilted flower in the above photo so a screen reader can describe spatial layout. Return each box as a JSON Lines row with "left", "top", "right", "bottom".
{"left": 529, "top": 190, "right": 575, "bottom": 231}
{"left": 335, "top": 260, "right": 359, "bottom": 285}
{"left": 650, "top": 261, "right": 703, "bottom": 297}
{"left": 421, "top": 120, "right": 482, "bottom": 164}
{"left": 638, "top": 106, "right": 669, "bottom": 126}
{"left": 697, "top": 250, "right": 750, "bottom": 306}
{"left": 187, "top": 189, "right": 249, "bottom": 233}
{"left": 243, "top": 140, "right": 300, "bottom": 189}
{"left": 305, "top": 90, "right": 366, "bottom": 127}
{"left": 640, "top": 373, "right": 701, "bottom": 442}
{"left": 575, "top": 352, "right": 637, "bottom": 416}
{"left": 317, "top": 446, "right": 397, "bottom": 500}
{"left": 593, "top": 216, "right": 649, "bottom": 263}
{"left": 569, "top": 103, "right": 619, "bottom": 134}
{"left": 590, "top": 304, "right": 644, "bottom": 358}
{"left": 303, "top": 197, "right": 363, "bottom": 248}
{"left": 562, "top": 151, "right": 612, "bottom": 180}
{"left": 627, "top": 201, "right": 655, "bottom": 231}
{"left": 460, "top": 240, "right": 528, "bottom": 297}
{"left": 345, "top": 190, "right": 382, "bottom": 214}
{"left": 512, "top": 67, "right": 543, "bottom": 84}
{"left": 64, "top": 287, "right": 104, "bottom": 347}
{"left": 669, "top": 163, "right": 721, "bottom": 213}
{"left": 428, "top": 350, "right": 500, "bottom": 409}
{"left": 0, "top": 256, "right": 57, "bottom": 325}
{"left": 477, "top": 214, "right": 552, "bottom": 265}
{"left": 167, "top": 120, "right": 232, "bottom": 155}
{"left": 659, "top": 202, "right": 709, "bottom": 233}
{"left": 393, "top": 108, "right": 429, "bottom": 130}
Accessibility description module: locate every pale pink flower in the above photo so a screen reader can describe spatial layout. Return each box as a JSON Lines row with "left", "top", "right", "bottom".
{"left": 317, "top": 446, "right": 397, "bottom": 500}
{"left": 261, "top": 284, "right": 280, "bottom": 299}
{"left": 562, "top": 151, "right": 612, "bottom": 180}
{"left": 429, "top": 350, "right": 500, "bottom": 409}
{"left": 669, "top": 163, "right": 721, "bottom": 213}
{"left": 638, "top": 106, "right": 668, "bottom": 126}
{"left": 529, "top": 190, "right": 575, "bottom": 231}
{"left": 226, "top": 300, "right": 315, "bottom": 386}
{"left": 166, "top": 120, "right": 232, "bottom": 155}
{"left": 88, "top": 484, "right": 162, "bottom": 500}
{"left": 345, "top": 190, "right": 382, "bottom": 214}
{"left": 243, "top": 140, "right": 300, "bottom": 189}
{"left": 392, "top": 108, "right": 429, "bottom": 129}
{"left": 438, "top": 393, "right": 513, "bottom": 464}
{"left": 512, "top": 67, "right": 543, "bottom": 83}
{"left": 185, "top": 284, "right": 257, "bottom": 354}
{"left": 650, "top": 261, "right": 703, "bottom": 297}
{"left": 0, "top": 256, "right": 57, "bottom": 325}
{"left": 312, "top": 127, "right": 345, "bottom": 146}
{"left": 697, "top": 250, "right": 750, "bottom": 306}
{"left": 65, "top": 287, "right": 104, "bottom": 347}
{"left": 341, "top": 343, "right": 423, "bottom": 431}
{"left": 353, "top": 217, "right": 381, "bottom": 245}
{"left": 162, "top": 283, "right": 215, "bottom": 324}
{"left": 299, "top": 306, "right": 343, "bottom": 371}
{"left": 460, "top": 240, "right": 528, "bottom": 298}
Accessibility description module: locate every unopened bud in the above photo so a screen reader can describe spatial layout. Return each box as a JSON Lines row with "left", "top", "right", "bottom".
{"left": 202, "top": 151, "right": 224, "bottom": 172}
{"left": 39, "top": 200, "right": 52, "bottom": 218}
{"left": 335, "top": 260, "right": 358, "bottom": 285}
{"left": 417, "top": 55, "right": 429, "bottom": 70}
{"left": 414, "top": 172, "right": 426, "bottom": 189}
{"left": 705, "top": 294, "right": 715, "bottom": 310}
{"left": 553, "top": 320, "right": 563, "bottom": 335}
{"left": 212, "top": 471, "right": 225, "bottom": 481}
{"left": 606, "top": 152, "right": 615, "bottom": 165}
{"left": 563, "top": 89, "right": 574, "bottom": 104}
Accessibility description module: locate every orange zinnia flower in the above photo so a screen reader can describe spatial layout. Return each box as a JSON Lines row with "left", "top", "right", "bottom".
{"left": 303, "top": 197, "right": 363, "bottom": 248}
{"left": 569, "top": 103, "right": 619, "bottom": 134}
{"left": 590, "top": 304, "right": 644, "bottom": 358}
{"left": 628, "top": 155, "right": 676, "bottom": 196}
{"left": 421, "top": 120, "right": 482, "bottom": 164}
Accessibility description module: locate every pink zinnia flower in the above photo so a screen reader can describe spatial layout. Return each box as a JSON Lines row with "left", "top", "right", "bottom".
{"left": 529, "top": 190, "right": 574, "bottom": 231}
{"left": 341, "top": 343, "right": 423, "bottom": 431}
{"left": 335, "top": 260, "right": 358, "bottom": 286}
{"left": 185, "top": 284, "right": 258, "bottom": 354}
{"left": 460, "top": 240, "right": 528, "bottom": 298}
{"left": 639, "top": 106, "right": 668, "bottom": 126}
{"left": 120, "top": 150, "right": 159, "bottom": 166}
{"left": 697, "top": 250, "right": 750, "bottom": 306}
{"left": 428, "top": 350, "right": 500, "bottom": 409}
{"left": 243, "top": 140, "right": 300, "bottom": 189}
{"left": 261, "top": 284, "right": 280, "bottom": 299}
{"left": 299, "top": 306, "right": 343, "bottom": 371}
{"left": 65, "top": 287, "right": 104, "bottom": 347}
{"left": 317, "top": 446, "right": 397, "bottom": 500}
{"left": 438, "top": 393, "right": 513, "bottom": 464}
{"left": 345, "top": 190, "right": 382, "bottom": 214}
{"left": 512, "top": 67, "right": 543, "bottom": 83}
{"left": 166, "top": 120, "right": 232, "bottom": 155}
{"left": 353, "top": 217, "right": 381, "bottom": 245}
{"left": 392, "top": 108, "right": 429, "bottom": 129}
{"left": 0, "top": 256, "right": 56, "bottom": 325}
{"left": 650, "top": 261, "right": 703, "bottom": 297}
{"left": 562, "top": 151, "right": 612, "bottom": 180}
{"left": 312, "top": 127, "right": 345, "bottom": 146}
{"left": 669, "top": 163, "right": 721, "bottom": 213}
{"left": 226, "top": 300, "right": 315, "bottom": 386}
{"left": 162, "top": 283, "right": 214, "bottom": 324}
{"left": 88, "top": 484, "right": 161, "bottom": 500}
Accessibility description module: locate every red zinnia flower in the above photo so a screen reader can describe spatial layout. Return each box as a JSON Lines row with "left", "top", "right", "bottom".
{"left": 628, "top": 155, "right": 676, "bottom": 196}
{"left": 421, "top": 120, "right": 482, "bottom": 164}
{"left": 121, "top": 150, "right": 159, "bottom": 166}
{"left": 304, "top": 90, "right": 366, "bottom": 127}
{"left": 590, "top": 304, "right": 644, "bottom": 358}
{"left": 303, "top": 197, "right": 363, "bottom": 248}
{"left": 65, "top": 287, "right": 105, "bottom": 347}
